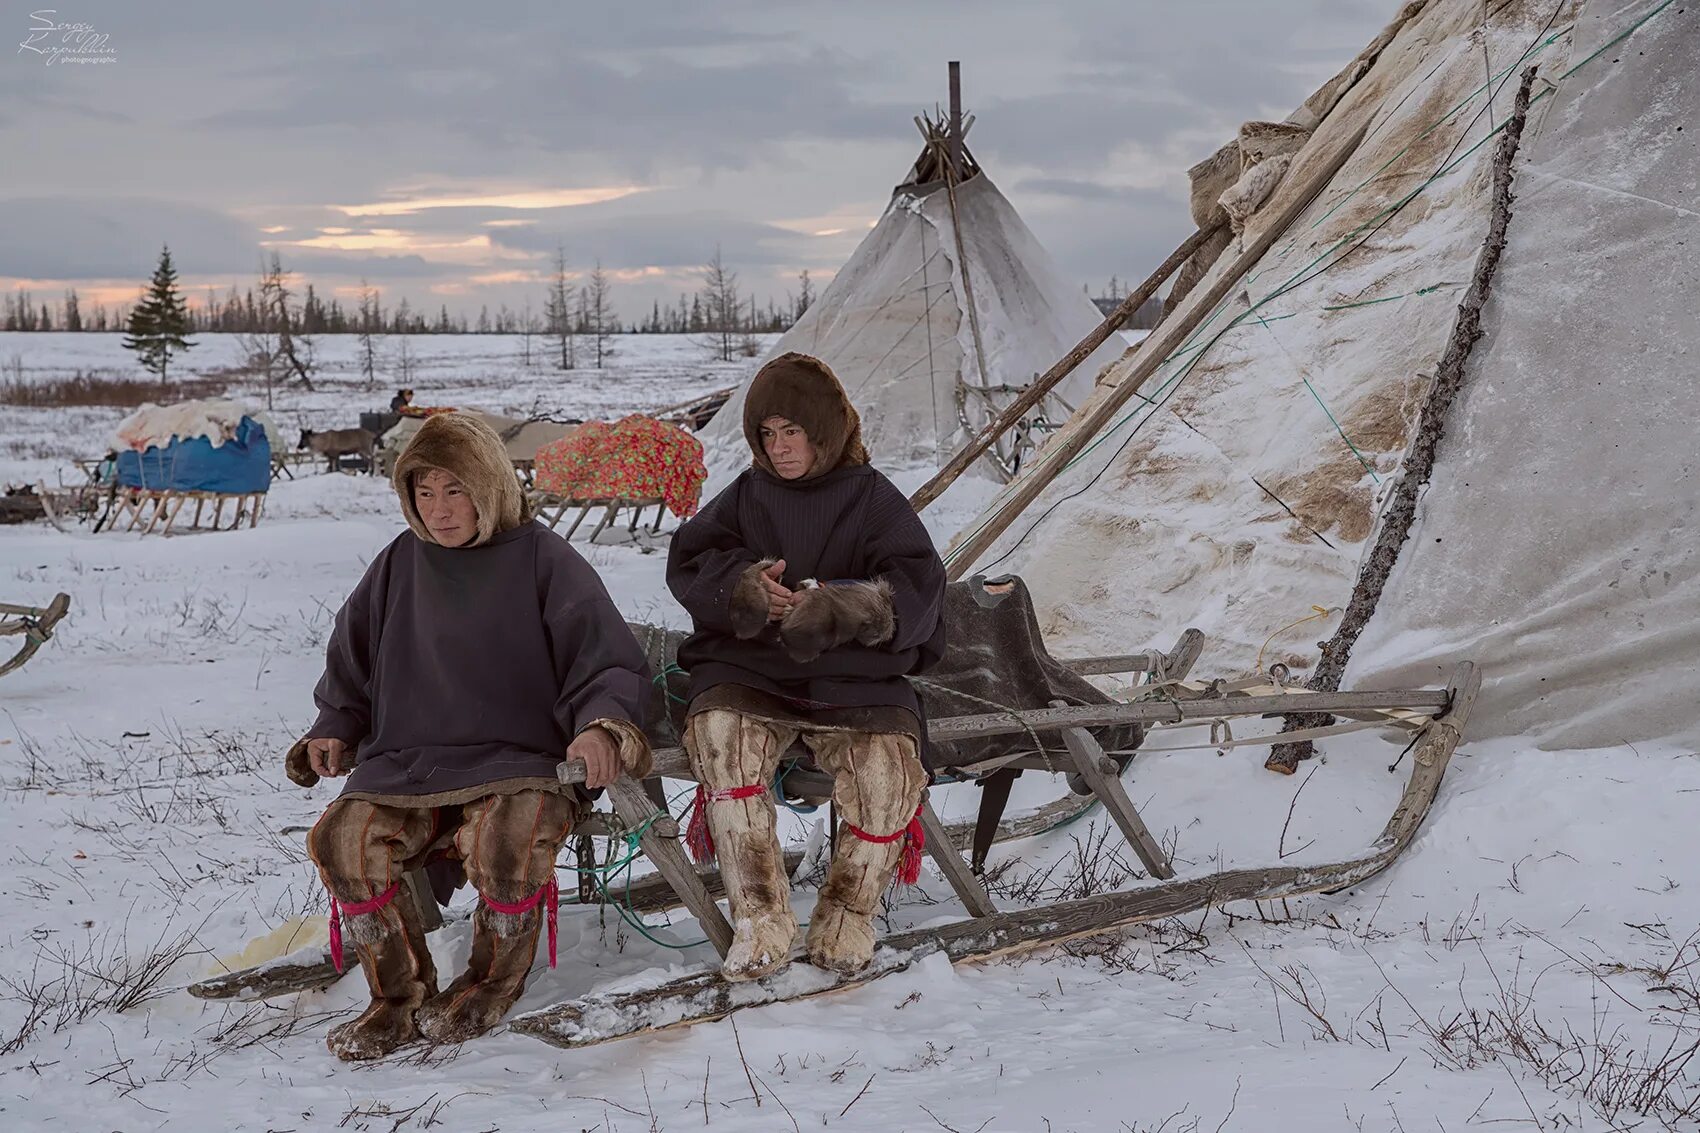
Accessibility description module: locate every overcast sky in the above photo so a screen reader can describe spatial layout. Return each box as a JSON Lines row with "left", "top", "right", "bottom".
{"left": 3, "top": 1, "right": 1392, "bottom": 325}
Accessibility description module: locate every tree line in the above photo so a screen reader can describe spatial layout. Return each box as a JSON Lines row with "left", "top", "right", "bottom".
{"left": 104, "top": 243, "right": 822, "bottom": 397}
{"left": 3, "top": 250, "right": 817, "bottom": 341}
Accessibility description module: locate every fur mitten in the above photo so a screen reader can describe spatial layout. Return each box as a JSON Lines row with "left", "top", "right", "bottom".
{"left": 285, "top": 735, "right": 319, "bottom": 787}
{"left": 728, "top": 558, "right": 779, "bottom": 640}
{"left": 779, "top": 580, "right": 895, "bottom": 663}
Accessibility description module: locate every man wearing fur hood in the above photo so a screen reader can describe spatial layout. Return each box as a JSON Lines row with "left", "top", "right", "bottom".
{"left": 300, "top": 412, "right": 651, "bottom": 1061}
{"left": 667, "top": 352, "right": 946, "bottom": 981}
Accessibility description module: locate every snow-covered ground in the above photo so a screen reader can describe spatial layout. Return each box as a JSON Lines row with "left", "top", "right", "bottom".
{"left": 2, "top": 334, "right": 1697, "bottom": 1131}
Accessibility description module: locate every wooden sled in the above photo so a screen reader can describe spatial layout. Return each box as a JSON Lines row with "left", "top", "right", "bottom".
{"left": 528, "top": 492, "right": 666, "bottom": 542}
{"left": 512, "top": 661, "right": 1479, "bottom": 1049}
{"left": 188, "top": 620, "right": 1200, "bottom": 1003}
{"left": 0, "top": 593, "right": 70, "bottom": 679}
{"left": 95, "top": 487, "right": 265, "bottom": 535}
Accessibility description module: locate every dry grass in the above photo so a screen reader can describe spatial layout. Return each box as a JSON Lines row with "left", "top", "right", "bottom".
{"left": 0, "top": 371, "right": 227, "bottom": 408}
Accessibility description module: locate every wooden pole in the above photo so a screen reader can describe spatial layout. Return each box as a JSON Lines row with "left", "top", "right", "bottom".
{"left": 1268, "top": 70, "right": 1535, "bottom": 773}
{"left": 948, "top": 61, "right": 963, "bottom": 183}
{"left": 1055, "top": 712, "right": 1174, "bottom": 879}
{"left": 942, "top": 62, "right": 994, "bottom": 428}
{"left": 555, "top": 684, "right": 1452, "bottom": 784}
{"left": 941, "top": 119, "right": 1370, "bottom": 579}
{"left": 908, "top": 223, "right": 1220, "bottom": 512}
{"left": 606, "top": 777, "right": 735, "bottom": 957}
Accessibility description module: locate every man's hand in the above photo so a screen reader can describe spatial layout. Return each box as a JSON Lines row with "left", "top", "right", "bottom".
{"left": 569, "top": 725, "right": 622, "bottom": 790}
{"left": 307, "top": 737, "right": 352, "bottom": 778}
{"left": 760, "top": 558, "right": 793, "bottom": 622}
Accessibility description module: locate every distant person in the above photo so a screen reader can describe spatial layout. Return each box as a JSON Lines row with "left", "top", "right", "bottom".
{"left": 299, "top": 413, "right": 651, "bottom": 1060}
{"left": 389, "top": 388, "right": 415, "bottom": 414}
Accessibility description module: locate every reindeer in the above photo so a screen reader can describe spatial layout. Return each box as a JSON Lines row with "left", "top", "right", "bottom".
{"left": 298, "top": 427, "right": 377, "bottom": 475}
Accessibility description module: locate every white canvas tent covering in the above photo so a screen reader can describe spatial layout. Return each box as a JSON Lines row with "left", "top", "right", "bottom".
{"left": 698, "top": 122, "right": 1127, "bottom": 489}
{"left": 950, "top": 0, "right": 1697, "bottom": 749}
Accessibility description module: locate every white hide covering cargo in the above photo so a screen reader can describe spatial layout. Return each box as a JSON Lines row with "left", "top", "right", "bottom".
{"left": 113, "top": 398, "right": 279, "bottom": 452}
{"left": 951, "top": 0, "right": 1697, "bottom": 750}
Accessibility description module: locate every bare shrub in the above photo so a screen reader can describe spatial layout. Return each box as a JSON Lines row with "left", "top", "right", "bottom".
{"left": 984, "top": 822, "right": 1146, "bottom": 903}
{"left": 1376, "top": 941, "right": 1700, "bottom": 1129}
{"left": 0, "top": 919, "right": 205, "bottom": 1054}
{"left": 0, "top": 371, "right": 227, "bottom": 408}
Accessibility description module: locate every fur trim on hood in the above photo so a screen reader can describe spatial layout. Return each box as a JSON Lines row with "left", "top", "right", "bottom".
{"left": 742, "top": 352, "right": 869, "bottom": 479}
{"left": 393, "top": 412, "right": 527, "bottom": 546}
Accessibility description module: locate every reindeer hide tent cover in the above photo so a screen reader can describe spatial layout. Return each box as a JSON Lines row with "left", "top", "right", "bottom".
{"left": 949, "top": 0, "right": 1699, "bottom": 751}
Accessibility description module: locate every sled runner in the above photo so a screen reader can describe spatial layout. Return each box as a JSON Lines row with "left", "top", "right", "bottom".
{"left": 0, "top": 593, "right": 70, "bottom": 679}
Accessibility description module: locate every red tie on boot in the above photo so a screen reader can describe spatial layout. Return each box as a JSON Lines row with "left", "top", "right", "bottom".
{"left": 846, "top": 806, "right": 926, "bottom": 885}
{"left": 480, "top": 877, "right": 560, "bottom": 968}
{"left": 683, "top": 783, "right": 768, "bottom": 864}
{"left": 327, "top": 880, "right": 402, "bottom": 974}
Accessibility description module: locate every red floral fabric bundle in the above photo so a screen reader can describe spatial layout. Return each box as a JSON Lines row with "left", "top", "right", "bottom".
{"left": 535, "top": 415, "right": 707, "bottom": 518}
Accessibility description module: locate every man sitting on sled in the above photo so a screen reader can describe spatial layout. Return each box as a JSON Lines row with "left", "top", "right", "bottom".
{"left": 667, "top": 352, "right": 947, "bottom": 981}
{"left": 301, "top": 413, "right": 651, "bottom": 1061}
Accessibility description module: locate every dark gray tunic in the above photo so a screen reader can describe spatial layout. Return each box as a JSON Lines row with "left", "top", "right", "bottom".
{"left": 309, "top": 521, "right": 649, "bottom": 800}
{"left": 666, "top": 464, "right": 946, "bottom": 740}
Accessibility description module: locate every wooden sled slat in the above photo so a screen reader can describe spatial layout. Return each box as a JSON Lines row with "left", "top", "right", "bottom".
{"left": 0, "top": 593, "right": 71, "bottom": 679}
{"left": 510, "top": 663, "right": 1478, "bottom": 1049}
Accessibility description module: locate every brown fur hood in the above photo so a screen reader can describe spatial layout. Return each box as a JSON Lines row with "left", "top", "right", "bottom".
{"left": 742, "top": 352, "right": 869, "bottom": 479}
{"left": 393, "top": 412, "right": 527, "bottom": 546}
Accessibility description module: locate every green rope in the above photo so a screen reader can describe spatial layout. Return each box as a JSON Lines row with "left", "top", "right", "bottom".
{"left": 1252, "top": 312, "right": 1381, "bottom": 484}
{"left": 653, "top": 663, "right": 688, "bottom": 705}
{"left": 1321, "top": 282, "right": 1459, "bottom": 311}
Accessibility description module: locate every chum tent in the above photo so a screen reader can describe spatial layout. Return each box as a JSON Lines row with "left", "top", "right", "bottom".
{"left": 946, "top": 0, "right": 1697, "bottom": 751}
{"left": 698, "top": 93, "right": 1128, "bottom": 489}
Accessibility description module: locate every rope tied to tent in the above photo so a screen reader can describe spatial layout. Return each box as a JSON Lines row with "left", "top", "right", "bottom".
{"left": 1256, "top": 605, "right": 1341, "bottom": 673}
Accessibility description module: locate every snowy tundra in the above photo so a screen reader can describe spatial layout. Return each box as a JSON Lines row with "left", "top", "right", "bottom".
{"left": 1, "top": 332, "right": 1697, "bottom": 1131}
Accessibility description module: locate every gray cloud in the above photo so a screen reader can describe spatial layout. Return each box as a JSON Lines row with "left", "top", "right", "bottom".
{"left": 2, "top": 0, "right": 1396, "bottom": 318}
{"left": 484, "top": 204, "right": 833, "bottom": 269}
{"left": 0, "top": 197, "right": 261, "bottom": 278}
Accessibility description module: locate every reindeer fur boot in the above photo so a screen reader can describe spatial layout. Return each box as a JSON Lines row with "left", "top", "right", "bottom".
{"left": 415, "top": 900, "right": 545, "bottom": 1044}
{"left": 416, "top": 789, "right": 576, "bottom": 1043}
{"left": 309, "top": 799, "right": 441, "bottom": 1062}
{"left": 325, "top": 890, "right": 439, "bottom": 1061}
{"left": 685, "top": 709, "right": 799, "bottom": 982}
{"left": 803, "top": 730, "right": 927, "bottom": 974}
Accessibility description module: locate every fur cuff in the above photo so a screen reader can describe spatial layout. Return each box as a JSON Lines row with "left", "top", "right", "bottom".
{"left": 284, "top": 736, "right": 318, "bottom": 787}
{"left": 728, "top": 558, "right": 778, "bottom": 640}
{"left": 342, "top": 909, "right": 397, "bottom": 945}
{"left": 585, "top": 717, "right": 654, "bottom": 780}
{"left": 779, "top": 580, "right": 895, "bottom": 663}
{"left": 478, "top": 902, "right": 539, "bottom": 938}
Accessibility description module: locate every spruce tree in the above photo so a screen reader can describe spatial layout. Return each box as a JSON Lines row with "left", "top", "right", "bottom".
{"left": 123, "top": 245, "right": 194, "bottom": 381}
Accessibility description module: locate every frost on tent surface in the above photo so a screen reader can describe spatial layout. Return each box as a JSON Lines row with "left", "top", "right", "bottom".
{"left": 950, "top": 0, "right": 1589, "bottom": 676}
{"left": 1348, "top": 1, "right": 1700, "bottom": 750}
